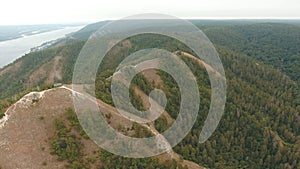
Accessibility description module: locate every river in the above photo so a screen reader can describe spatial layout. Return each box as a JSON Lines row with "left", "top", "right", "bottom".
{"left": 0, "top": 26, "right": 84, "bottom": 68}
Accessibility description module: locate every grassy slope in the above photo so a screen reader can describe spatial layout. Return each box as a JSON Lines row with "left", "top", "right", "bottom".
{"left": 0, "top": 21, "right": 299, "bottom": 168}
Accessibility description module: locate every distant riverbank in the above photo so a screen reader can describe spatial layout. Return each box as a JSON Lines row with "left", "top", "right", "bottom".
{"left": 0, "top": 25, "right": 84, "bottom": 68}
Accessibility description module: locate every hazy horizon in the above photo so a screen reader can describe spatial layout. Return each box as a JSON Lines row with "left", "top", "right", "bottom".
{"left": 1, "top": 18, "right": 300, "bottom": 26}
{"left": 1, "top": 0, "right": 299, "bottom": 25}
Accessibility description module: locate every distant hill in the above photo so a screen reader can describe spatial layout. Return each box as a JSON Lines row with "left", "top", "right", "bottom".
{"left": 203, "top": 22, "right": 300, "bottom": 82}
{"left": 72, "top": 20, "right": 300, "bottom": 82}
{"left": 0, "top": 20, "right": 299, "bottom": 169}
{"left": 0, "top": 24, "right": 79, "bottom": 42}
{"left": 71, "top": 21, "right": 111, "bottom": 40}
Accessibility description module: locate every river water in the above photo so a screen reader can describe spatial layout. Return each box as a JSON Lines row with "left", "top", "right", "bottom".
{"left": 0, "top": 26, "right": 84, "bottom": 68}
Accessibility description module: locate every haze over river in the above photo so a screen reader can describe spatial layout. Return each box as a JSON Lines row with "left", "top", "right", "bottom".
{"left": 0, "top": 26, "right": 84, "bottom": 68}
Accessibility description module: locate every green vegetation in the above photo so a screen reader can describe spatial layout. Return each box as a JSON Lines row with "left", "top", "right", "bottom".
{"left": 203, "top": 23, "right": 300, "bottom": 83}
{"left": 0, "top": 48, "right": 59, "bottom": 99}
{"left": 51, "top": 109, "right": 92, "bottom": 169}
{"left": 154, "top": 115, "right": 169, "bottom": 133}
{"left": 50, "top": 108, "right": 187, "bottom": 168}
{"left": 131, "top": 122, "right": 153, "bottom": 138}
{"left": 0, "top": 112, "right": 5, "bottom": 119}
{"left": 172, "top": 47, "right": 300, "bottom": 168}
{"left": 51, "top": 118, "right": 82, "bottom": 160}
{"left": 93, "top": 33, "right": 299, "bottom": 168}
{"left": 157, "top": 70, "right": 181, "bottom": 119}
{"left": 1, "top": 21, "right": 300, "bottom": 168}
{"left": 65, "top": 108, "right": 89, "bottom": 139}
{"left": 99, "top": 150, "right": 187, "bottom": 169}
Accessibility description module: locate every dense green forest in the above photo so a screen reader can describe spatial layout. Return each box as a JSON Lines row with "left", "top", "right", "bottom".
{"left": 93, "top": 34, "right": 300, "bottom": 168}
{"left": 202, "top": 22, "right": 300, "bottom": 83}
{"left": 0, "top": 21, "right": 299, "bottom": 168}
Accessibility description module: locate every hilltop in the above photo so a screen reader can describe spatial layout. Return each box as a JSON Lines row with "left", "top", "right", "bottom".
{"left": 0, "top": 20, "right": 299, "bottom": 168}
{"left": 0, "top": 85, "right": 204, "bottom": 169}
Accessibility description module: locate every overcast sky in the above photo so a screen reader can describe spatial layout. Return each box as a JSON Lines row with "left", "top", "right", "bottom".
{"left": 1, "top": 0, "right": 299, "bottom": 25}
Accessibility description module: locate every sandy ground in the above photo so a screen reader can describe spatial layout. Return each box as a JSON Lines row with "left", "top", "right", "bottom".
{"left": 0, "top": 88, "right": 72, "bottom": 169}
{"left": 0, "top": 84, "right": 204, "bottom": 169}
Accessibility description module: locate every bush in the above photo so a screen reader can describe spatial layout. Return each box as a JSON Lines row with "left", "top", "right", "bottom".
{"left": 0, "top": 113, "right": 5, "bottom": 119}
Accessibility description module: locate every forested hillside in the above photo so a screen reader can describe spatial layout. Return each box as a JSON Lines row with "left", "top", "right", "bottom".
{"left": 94, "top": 34, "right": 300, "bottom": 168}
{"left": 203, "top": 22, "right": 300, "bottom": 83}
{"left": 0, "top": 21, "right": 299, "bottom": 168}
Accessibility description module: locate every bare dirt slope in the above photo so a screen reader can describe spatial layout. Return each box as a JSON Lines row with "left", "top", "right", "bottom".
{"left": 0, "top": 61, "right": 22, "bottom": 77}
{"left": 0, "top": 85, "right": 205, "bottom": 169}
{"left": 26, "top": 55, "right": 63, "bottom": 88}
{"left": 0, "top": 88, "right": 73, "bottom": 169}
{"left": 0, "top": 87, "right": 102, "bottom": 169}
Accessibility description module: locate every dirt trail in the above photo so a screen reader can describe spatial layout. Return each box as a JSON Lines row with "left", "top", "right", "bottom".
{"left": 0, "top": 89, "right": 51, "bottom": 129}
{"left": 0, "top": 49, "right": 221, "bottom": 168}
{"left": 176, "top": 51, "right": 225, "bottom": 80}
{"left": 65, "top": 85, "right": 204, "bottom": 169}
{"left": 132, "top": 88, "right": 204, "bottom": 169}
{"left": 0, "top": 84, "right": 204, "bottom": 169}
